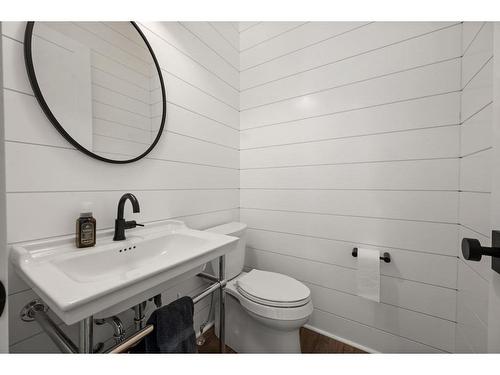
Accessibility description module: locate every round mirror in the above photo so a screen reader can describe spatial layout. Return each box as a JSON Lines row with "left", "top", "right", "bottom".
{"left": 24, "top": 22, "right": 166, "bottom": 163}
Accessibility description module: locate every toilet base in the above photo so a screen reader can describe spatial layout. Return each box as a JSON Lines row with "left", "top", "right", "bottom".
{"left": 215, "top": 293, "right": 303, "bottom": 353}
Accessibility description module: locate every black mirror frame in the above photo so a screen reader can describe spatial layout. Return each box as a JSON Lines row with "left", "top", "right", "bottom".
{"left": 24, "top": 21, "right": 167, "bottom": 164}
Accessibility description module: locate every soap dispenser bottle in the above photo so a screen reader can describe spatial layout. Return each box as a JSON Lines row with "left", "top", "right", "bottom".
{"left": 76, "top": 202, "right": 96, "bottom": 248}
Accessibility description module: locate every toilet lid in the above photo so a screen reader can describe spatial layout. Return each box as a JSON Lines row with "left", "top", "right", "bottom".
{"left": 236, "top": 270, "right": 311, "bottom": 307}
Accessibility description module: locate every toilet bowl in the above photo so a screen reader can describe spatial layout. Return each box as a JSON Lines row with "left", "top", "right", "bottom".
{"left": 206, "top": 222, "right": 313, "bottom": 353}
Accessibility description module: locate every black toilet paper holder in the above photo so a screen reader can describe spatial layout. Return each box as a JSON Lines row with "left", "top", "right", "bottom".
{"left": 352, "top": 247, "right": 391, "bottom": 263}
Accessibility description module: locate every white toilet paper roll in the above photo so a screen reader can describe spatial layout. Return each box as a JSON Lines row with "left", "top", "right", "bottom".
{"left": 356, "top": 248, "right": 380, "bottom": 302}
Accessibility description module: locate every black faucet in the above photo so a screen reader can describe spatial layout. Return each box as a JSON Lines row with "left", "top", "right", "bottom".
{"left": 113, "top": 193, "right": 144, "bottom": 241}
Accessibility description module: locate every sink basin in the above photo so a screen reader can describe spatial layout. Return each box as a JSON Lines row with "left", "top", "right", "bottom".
{"left": 10, "top": 220, "right": 238, "bottom": 325}
{"left": 54, "top": 233, "right": 209, "bottom": 283}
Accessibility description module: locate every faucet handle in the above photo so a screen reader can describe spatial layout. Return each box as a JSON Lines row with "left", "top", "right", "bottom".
{"left": 124, "top": 220, "right": 144, "bottom": 229}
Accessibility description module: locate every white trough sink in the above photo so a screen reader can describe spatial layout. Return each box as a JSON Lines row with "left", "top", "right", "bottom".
{"left": 10, "top": 220, "right": 238, "bottom": 325}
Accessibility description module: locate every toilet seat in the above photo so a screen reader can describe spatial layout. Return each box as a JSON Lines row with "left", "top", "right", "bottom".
{"left": 226, "top": 271, "right": 314, "bottom": 321}
{"left": 236, "top": 270, "right": 311, "bottom": 308}
{"left": 237, "top": 288, "right": 310, "bottom": 308}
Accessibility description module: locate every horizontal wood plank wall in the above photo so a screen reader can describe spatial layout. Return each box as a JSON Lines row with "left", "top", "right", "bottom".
{"left": 240, "top": 22, "right": 462, "bottom": 353}
{"left": 1, "top": 21, "right": 239, "bottom": 352}
{"left": 455, "top": 22, "right": 493, "bottom": 353}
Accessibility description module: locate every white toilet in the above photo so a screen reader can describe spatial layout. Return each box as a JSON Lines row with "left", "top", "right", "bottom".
{"left": 206, "top": 222, "right": 313, "bottom": 353}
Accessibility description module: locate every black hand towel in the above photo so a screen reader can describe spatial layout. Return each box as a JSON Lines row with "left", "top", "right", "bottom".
{"left": 131, "top": 296, "right": 197, "bottom": 353}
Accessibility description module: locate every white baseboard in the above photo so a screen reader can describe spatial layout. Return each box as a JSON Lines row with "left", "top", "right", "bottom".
{"left": 197, "top": 320, "right": 375, "bottom": 353}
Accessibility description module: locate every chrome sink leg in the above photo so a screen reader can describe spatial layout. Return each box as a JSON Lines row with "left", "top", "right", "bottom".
{"left": 218, "top": 254, "right": 225, "bottom": 354}
{"left": 20, "top": 300, "right": 78, "bottom": 353}
{"left": 79, "top": 316, "right": 93, "bottom": 353}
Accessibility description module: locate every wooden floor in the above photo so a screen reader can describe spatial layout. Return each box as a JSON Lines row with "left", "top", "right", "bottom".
{"left": 197, "top": 327, "right": 365, "bottom": 354}
{"left": 300, "top": 327, "right": 365, "bottom": 353}
{"left": 197, "top": 327, "right": 236, "bottom": 354}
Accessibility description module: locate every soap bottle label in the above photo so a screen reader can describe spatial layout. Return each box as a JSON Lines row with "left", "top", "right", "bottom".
{"left": 81, "top": 223, "right": 94, "bottom": 243}
{"left": 76, "top": 216, "right": 96, "bottom": 248}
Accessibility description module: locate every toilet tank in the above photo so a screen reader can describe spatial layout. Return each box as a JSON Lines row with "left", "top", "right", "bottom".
{"left": 205, "top": 222, "right": 247, "bottom": 280}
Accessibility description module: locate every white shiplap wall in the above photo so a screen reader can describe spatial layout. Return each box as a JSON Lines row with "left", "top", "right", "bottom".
{"left": 455, "top": 22, "right": 494, "bottom": 353}
{"left": 1, "top": 21, "right": 239, "bottom": 352}
{"left": 2, "top": 21, "right": 494, "bottom": 354}
{"left": 240, "top": 22, "right": 462, "bottom": 353}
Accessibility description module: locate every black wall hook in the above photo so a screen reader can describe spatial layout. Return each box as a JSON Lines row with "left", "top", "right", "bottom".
{"left": 0, "top": 281, "right": 5, "bottom": 317}
{"left": 352, "top": 247, "right": 391, "bottom": 263}
{"left": 462, "top": 233, "right": 500, "bottom": 275}
{"left": 462, "top": 238, "right": 500, "bottom": 261}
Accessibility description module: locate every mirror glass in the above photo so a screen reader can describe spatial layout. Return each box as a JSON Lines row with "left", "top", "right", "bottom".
{"left": 26, "top": 22, "right": 166, "bottom": 163}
